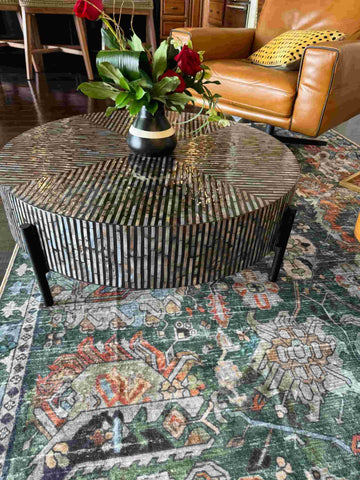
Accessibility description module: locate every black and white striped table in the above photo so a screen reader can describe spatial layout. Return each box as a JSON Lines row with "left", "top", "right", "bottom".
{"left": 0, "top": 111, "right": 300, "bottom": 302}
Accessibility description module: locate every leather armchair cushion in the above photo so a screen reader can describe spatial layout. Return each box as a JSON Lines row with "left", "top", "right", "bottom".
{"left": 206, "top": 59, "right": 299, "bottom": 117}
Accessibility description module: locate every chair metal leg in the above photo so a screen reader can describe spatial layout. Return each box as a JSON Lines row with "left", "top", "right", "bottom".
{"left": 274, "top": 136, "right": 327, "bottom": 146}
{"left": 21, "top": 223, "right": 53, "bottom": 307}
{"left": 265, "top": 123, "right": 326, "bottom": 146}
{"left": 265, "top": 124, "right": 275, "bottom": 135}
{"left": 269, "top": 206, "right": 297, "bottom": 282}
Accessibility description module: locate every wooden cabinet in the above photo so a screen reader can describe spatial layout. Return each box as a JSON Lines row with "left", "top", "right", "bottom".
{"left": 224, "top": 1, "right": 248, "bottom": 27}
{"left": 203, "top": 0, "right": 250, "bottom": 28}
{"left": 208, "top": 1, "right": 224, "bottom": 26}
{"left": 160, "top": 0, "right": 253, "bottom": 38}
{"left": 160, "top": 0, "right": 203, "bottom": 38}
{"left": 163, "top": 0, "right": 186, "bottom": 16}
{"left": 202, "top": 0, "right": 223, "bottom": 27}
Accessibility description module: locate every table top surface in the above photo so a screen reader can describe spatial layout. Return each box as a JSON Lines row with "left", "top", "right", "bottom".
{"left": 0, "top": 111, "right": 300, "bottom": 226}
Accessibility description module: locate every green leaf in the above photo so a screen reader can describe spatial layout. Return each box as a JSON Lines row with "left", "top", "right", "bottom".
{"left": 152, "top": 40, "right": 169, "bottom": 80}
{"left": 167, "top": 42, "right": 180, "bottom": 70}
{"left": 147, "top": 101, "right": 159, "bottom": 115}
{"left": 151, "top": 76, "right": 180, "bottom": 98}
{"left": 97, "top": 62, "right": 130, "bottom": 90}
{"left": 128, "top": 100, "right": 146, "bottom": 116}
{"left": 166, "top": 92, "right": 193, "bottom": 108}
{"left": 129, "top": 72, "right": 153, "bottom": 91}
{"left": 173, "top": 105, "right": 183, "bottom": 114}
{"left": 105, "top": 106, "right": 118, "bottom": 117}
{"left": 191, "top": 83, "right": 205, "bottom": 95}
{"left": 135, "top": 86, "right": 146, "bottom": 100}
{"left": 115, "top": 91, "right": 131, "bottom": 108}
{"left": 138, "top": 71, "right": 154, "bottom": 89}
{"left": 77, "top": 82, "right": 119, "bottom": 100}
{"left": 96, "top": 50, "right": 151, "bottom": 81}
{"left": 128, "top": 32, "right": 144, "bottom": 52}
{"left": 101, "top": 27, "right": 120, "bottom": 50}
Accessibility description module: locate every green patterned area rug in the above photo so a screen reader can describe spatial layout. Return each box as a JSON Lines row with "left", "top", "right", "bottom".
{"left": 0, "top": 129, "right": 360, "bottom": 480}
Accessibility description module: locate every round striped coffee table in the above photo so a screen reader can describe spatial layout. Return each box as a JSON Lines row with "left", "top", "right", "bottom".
{"left": 0, "top": 111, "right": 300, "bottom": 305}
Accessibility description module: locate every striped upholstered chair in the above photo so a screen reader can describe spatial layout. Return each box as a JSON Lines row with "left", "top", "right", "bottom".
{"left": 18, "top": 0, "right": 156, "bottom": 81}
{"left": 0, "top": 0, "right": 43, "bottom": 73}
{"left": 0, "top": 0, "right": 22, "bottom": 57}
{"left": 18, "top": 0, "right": 94, "bottom": 80}
{"left": 0, "top": 0, "right": 21, "bottom": 44}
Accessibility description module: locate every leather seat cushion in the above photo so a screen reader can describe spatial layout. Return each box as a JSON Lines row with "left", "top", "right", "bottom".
{"left": 206, "top": 59, "right": 299, "bottom": 118}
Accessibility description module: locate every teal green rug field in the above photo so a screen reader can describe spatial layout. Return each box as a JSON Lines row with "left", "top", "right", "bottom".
{"left": 0, "top": 129, "right": 360, "bottom": 480}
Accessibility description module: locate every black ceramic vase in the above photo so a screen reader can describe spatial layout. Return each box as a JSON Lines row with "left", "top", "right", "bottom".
{"left": 127, "top": 104, "right": 177, "bottom": 157}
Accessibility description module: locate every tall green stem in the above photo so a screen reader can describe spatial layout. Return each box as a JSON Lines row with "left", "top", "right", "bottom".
{"left": 101, "top": 15, "right": 126, "bottom": 49}
{"left": 101, "top": 16, "right": 117, "bottom": 39}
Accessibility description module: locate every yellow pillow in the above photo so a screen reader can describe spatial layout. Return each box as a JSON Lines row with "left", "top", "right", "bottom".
{"left": 248, "top": 30, "right": 346, "bottom": 70}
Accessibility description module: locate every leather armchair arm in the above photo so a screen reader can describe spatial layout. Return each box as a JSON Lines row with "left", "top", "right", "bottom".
{"left": 291, "top": 40, "right": 360, "bottom": 137}
{"left": 171, "top": 27, "right": 255, "bottom": 61}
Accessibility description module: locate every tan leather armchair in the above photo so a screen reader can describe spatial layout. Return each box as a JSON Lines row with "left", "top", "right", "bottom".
{"left": 173, "top": 0, "right": 360, "bottom": 139}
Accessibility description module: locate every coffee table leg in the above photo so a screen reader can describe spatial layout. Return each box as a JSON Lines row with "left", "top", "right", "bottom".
{"left": 269, "top": 206, "right": 297, "bottom": 282}
{"left": 21, "top": 223, "right": 54, "bottom": 307}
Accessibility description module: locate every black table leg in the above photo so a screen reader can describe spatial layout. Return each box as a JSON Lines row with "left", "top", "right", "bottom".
{"left": 21, "top": 223, "right": 54, "bottom": 307}
{"left": 269, "top": 206, "right": 297, "bottom": 282}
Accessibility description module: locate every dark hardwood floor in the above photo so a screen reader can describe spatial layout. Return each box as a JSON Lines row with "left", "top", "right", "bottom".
{"left": 0, "top": 48, "right": 108, "bottom": 283}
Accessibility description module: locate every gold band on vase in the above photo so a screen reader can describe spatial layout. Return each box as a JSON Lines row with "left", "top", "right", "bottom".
{"left": 129, "top": 124, "right": 175, "bottom": 139}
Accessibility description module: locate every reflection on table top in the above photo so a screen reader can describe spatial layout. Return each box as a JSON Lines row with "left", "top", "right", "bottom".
{"left": 0, "top": 110, "right": 300, "bottom": 226}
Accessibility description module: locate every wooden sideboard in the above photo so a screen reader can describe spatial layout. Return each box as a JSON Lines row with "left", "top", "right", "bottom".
{"left": 160, "top": 0, "right": 251, "bottom": 36}
{"left": 224, "top": 1, "right": 249, "bottom": 28}
{"left": 160, "top": 0, "right": 203, "bottom": 38}
{"left": 203, "top": 0, "right": 250, "bottom": 28}
{"left": 203, "top": 0, "right": 224, "bottom": 27}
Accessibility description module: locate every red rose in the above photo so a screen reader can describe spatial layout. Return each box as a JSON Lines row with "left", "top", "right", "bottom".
{"left": 159, "top": 70, "right": 186, "bottom": 93}
{"left": 174, "top": 45, "right": 202, "bottom": 76}
{"left": 73, "top": 0, "right": 103, "bottom": 21}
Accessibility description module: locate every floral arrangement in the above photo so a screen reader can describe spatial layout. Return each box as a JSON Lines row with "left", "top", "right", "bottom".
{"left": 73, "top": 0, "right": 229, "bottom": 130}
